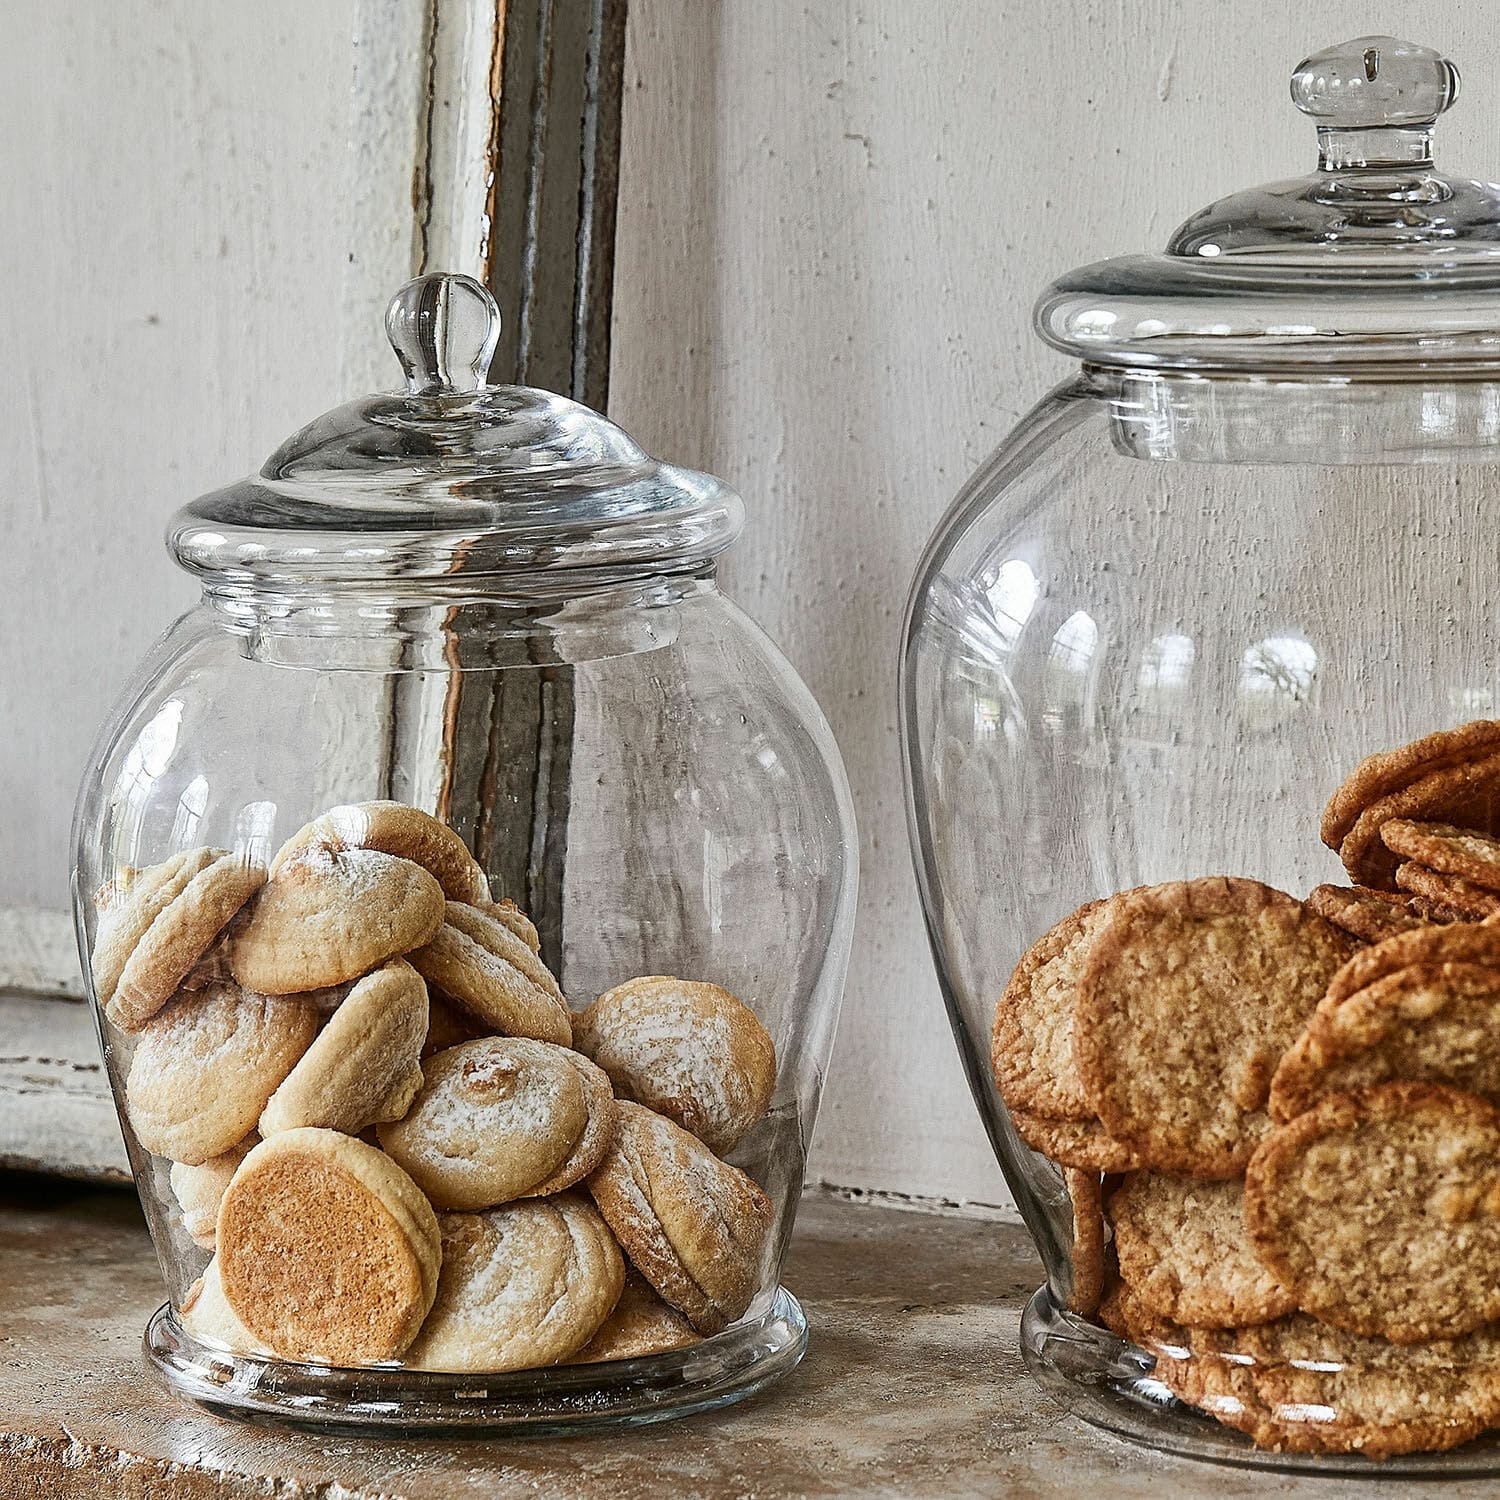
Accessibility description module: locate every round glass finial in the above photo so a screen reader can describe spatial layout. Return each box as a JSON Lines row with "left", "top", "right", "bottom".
{"left": 385, "top": 272, "right": 501, "bottom": 395}
{"left": 1291, "top": 35, "right": 1458, "bottom": 134}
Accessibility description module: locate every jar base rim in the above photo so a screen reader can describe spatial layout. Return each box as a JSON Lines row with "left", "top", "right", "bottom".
{"left": 144, "top": 1285, "right": 807, "bottom": 1436}
{"left": 1022, "top": 1287, "right": 1500, "bottom": 1475}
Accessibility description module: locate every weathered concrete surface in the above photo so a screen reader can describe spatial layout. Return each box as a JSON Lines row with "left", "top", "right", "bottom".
{"left": 4, "top": 1179, "right": 1500, "bottom": 1498}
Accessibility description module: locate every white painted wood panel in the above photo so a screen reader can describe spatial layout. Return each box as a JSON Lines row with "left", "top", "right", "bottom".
{"left": 608, "top": 0, "right": 1500, "bottom": 1208}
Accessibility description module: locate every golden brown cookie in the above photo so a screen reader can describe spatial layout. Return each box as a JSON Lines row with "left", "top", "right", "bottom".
{"left": 179, "top": 1258, "right": 270, "bottom": 1355}
{"left": 568, "top": 1270, "right": 701, "bottom": 1364}
{"left": 1271, "top": 962, "right": 1500, "bottom": 1123}
{"left": 575, "top": 976, "right": 775, "bottom": 1154}
{"left": 126, "top": 984, "right": 317, "bottom": 1164}
{"left": 1383, "top": 819, "right": 1500, "bottom": 894}
{"left": 1322, "top": 721, "right": 1500, "bottom": 853}
{"left": 992, "top": 900, "right": 1106, "bottom": 1120}
{"left": 1074, "top": 878, "right": 1354, "bottom": 1179}
{"left": 1305, "top": 884, "right": 1435, "bottom": 945}
{"left": 92, "top": 848, "right": 219, "bottom": 1014}
{"left": 1323, "top": 921, "right": 1500, "bottom": 1009}
{"left": 1337, "top": 752, "right": 1500, "bottom": 890}
{"left": 1008, "top": 1108, "right": 1146, "bottom": 1172}
{"left": 103, "top": 851, "right": 266, "bottom": 1032}
{"left": 586, "top": 1101, "right": 772, "bottom": 1335}
{"left": 259, "top": 961, "right": 428, "bottom": 1137}
{"left": 270, "top": 800, "right": 489, "bottom": 903}
{"left": 231, "top": 846, "right": 444, "bottom": 994}
{"left": 170, "top": 1135, "right": 256, "bottom": 1248}
{"left": 408, "top": 901, "right": 570, "bottom": 1046}
{"left": 1107, "top": 1172, "right": 1294, "bottom": 1328}
{"left": 405, "top": 1196, "right": 624, "bottom": 1372}
{"left": 1065, "top": 1168, "right": 1105, "bottom": 1317}
{"left": 1395, "top": 861, "right": 1500, "bottom": 920}
{"left": 378, "top": 1036, "right": 614, "bottom": 1208}
{"left": 1409, "top": 895, "right": 1480, "bottom": 924}
{"left": 216, "top": 1128, "right": 441, "bottom": 1364}
{"left": 484, "top": 898, "right": 540, "bottom": 954}
{"left": 1246, "top": 1083, "right": 1500, "bottom": 1343}
{"left": 422, "top": 990, "right": 488, "bottom": 1057}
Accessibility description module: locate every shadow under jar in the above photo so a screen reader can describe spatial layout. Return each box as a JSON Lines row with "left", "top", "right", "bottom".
{"left": 72, "top": 273, "right": 857, "bottom": 1435}
{"left": 901, "top": 35, "right": 1500, "bottom": 1473}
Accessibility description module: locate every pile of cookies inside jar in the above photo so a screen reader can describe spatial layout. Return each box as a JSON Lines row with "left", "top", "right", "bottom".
{"left": 91, "top": 800, "right": 777, "bottom": 1371}
{"left": 994, "top": 720, "right": 1500, "bottom": 1459}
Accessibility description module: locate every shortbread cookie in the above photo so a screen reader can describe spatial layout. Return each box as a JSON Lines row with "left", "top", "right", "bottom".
{"left": 1323, "top": 921, "right": 1500, "bottom": 1009}
{"left": 1009, "top": 1108, "right": 1145, "bottom": 1172}
{"left": 575, "top": 976, "right": 776, "bottom": 1154}
{"left": 587, "top": 1101, "right": 772, "bottom": 1334}
{"left": 1075, "top": 878, "right": 1354, "bottom": 1178}
{"left": 568, "top": 1270, "right": 701, "bottom": 1363}
{"left": 231, "top": 846, "right": 444, "bottom": 994}
{"left": 1306, "top": 884, "right": 1434, "bottom": 945}
{"left": 1065, "top": 1168, "right": 1105, "bottom": 1316}
{"left": 1396, "top": 861, "right": 1500, "bottom": 920}
{"left": 1322, "top": 721, "right": 1500, "bottom": 853}
{"left": 405, "top": 1196, "right": 624, "bottom": 1372}
{"left": 992, "top": 901, "right": 1106, "bottom": 1120}
{"left": 270, "top": 800, "right": 489, "bottom": 903}
{"left": 179, "top": 1257, "right": 270, "bottom": 1356}
{"left": 259, "top": 961, "right": 428, "bottom": 1137}
{"left": 1383, "top": 819, "right": 1500, "bottom": 894}
{"left": 1108, "top": 1173, "right": 1294, "bottom": 1329}
{"left": 104, "top": 851, "right": 265, "bottom": 1031}
{"left": 170, "top": 1135, "right": 256, "bottom": 1248}
{"left": 408, "top": 901, "right": 570, "bottom": 1046}
{"left": 1246, "top": 1083, "right": 1500, "bottom": 1343}
{"left": 216, "top": 1128, "right": 440, "bottom": 1364}
{"left": 1271, "top": 963, "right": 1500, "bottom": 1123}
{"left": 92, "top": 848, "right": 219, "bottom": 1013}
{"left": 378, "top": 1036, "right": 612, "bottom": 1208}
{"left": 423, "top": 991, "right": 488, "bottom": 1057}
{"left": 126, "top": 984, "right": 317, "bottom": 1164}
{"left": 1337, "top": 753, "right": 1500, "bottom": 890}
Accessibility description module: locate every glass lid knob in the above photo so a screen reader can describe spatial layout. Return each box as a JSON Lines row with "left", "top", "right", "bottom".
{"left": 384, "top": 272, "right": 501, "bottom": 395}
{"left": 1291, "top": 36, "right": 1458, "bottom": 169}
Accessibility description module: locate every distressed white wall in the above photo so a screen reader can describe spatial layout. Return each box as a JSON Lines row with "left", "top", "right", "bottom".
{"left": 607, "top": 0, "right": 1500, "bottom": 1208}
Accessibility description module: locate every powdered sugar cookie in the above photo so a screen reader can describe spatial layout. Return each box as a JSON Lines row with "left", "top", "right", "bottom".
{"left": 270, "top": 800, "right": 489, "bottom": 903}
{"left": 231, "top": 846, "right": 444, "bottom": 994}
{"left": 405, "top": 1195, "right": 624, "bottom": 1372}
{"left": 569, "top": 1270, "right": 700, "bottom": 1363}
{"left": 586, "top": 1101, "right": 772, "bottom": 1334}
{"left": 259, "top": 960, "right": 428, "bottom": 1137}
{"left": 216, "top": 1127, "right": 440, "bottom": 1364}
{"left": 1246, "top": 1083, "right": 1500, "bottom": 1343}
{"left": 409, "top": 901, "right": 570, "bottom": 1046}
{"left": 423, "top": 990, "right": 488, "bottom": 1057}
{"left": 378, "top": 1036, "right": 613, "bottom": 1208}
{"left": 104, "top": 851, "right": 265, "bottom": 1032}
{"left": 170, "top": 1135, "right": 255, "bottom": 1248}
{"left": 484, "top": 898, "right": 540, "bottom": 954}
{"left": 179, "top": 1257, "right": 270, "bottom": 1355}
{"left": 575, "top": 976, "right": 775, "bottom": 1154}
{"left": 126, "top": 984, "right": 317, "bottom": 1164}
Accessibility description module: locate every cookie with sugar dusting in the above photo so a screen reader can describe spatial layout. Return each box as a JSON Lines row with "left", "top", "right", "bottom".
{"left": 575, "top": 976, "right": 775, "bottom": 1155}
{"left": 568, "top": 1269, "right": 701, "bottom": 1364}
{"left": 231, "top": 846, "right": 444, "bottom": 994}
{"left": 259, "top": 960, "right": 428, "bottom": 1137}
{"left": 586, "top": 1101, "right": 772, "bottom": 1335}
{"left": 126, "top": 983, "right": 317, "bottom": 1164}
{"left": 378, "top": 1035, "right": 614, "bottom": 1208}
{"left": 99, "top": 849, "right": 265, "bottom": 1031}
{"left": 405, "top": 1195, "right": 624, "bottom": 1372}
{"left": 171, "top": 1135, "right": 256, "bottom": 1248}
{"left": 270, "top": 800, "right": 489, "bottom": 903}
{"left": 408, "top": 900, "right": 570, "bottom": 1046}
{"left": 179, "top": 1257, "right": 270, "bottom": 1355}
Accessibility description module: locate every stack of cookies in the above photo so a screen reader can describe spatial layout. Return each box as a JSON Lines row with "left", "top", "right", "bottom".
{"left": 994, "top": 719, "right": 1500, "bottom": 1459}
{"left": 92, "top": 800, "right": 778, "bottom": 1372}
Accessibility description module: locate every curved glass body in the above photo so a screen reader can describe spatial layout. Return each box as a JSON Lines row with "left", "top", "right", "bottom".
{"left": 74, "top": 572, "right": 856, "bottom": 1433}
{"left": 901, "top": 367, "right": 1500, "bottom": 1470}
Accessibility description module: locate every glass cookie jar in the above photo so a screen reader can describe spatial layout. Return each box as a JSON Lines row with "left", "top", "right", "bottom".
{"left": 72, "top": 272, "right": 857, "bottom": 1434}
{"left": 901, "top": 36, "right": 1500, "bottom": 1474}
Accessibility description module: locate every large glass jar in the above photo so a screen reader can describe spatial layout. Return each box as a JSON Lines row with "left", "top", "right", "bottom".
{"left": 72, "top": 273, "right": 857, "bottom": 1434}
{"left": 902, "top": 37, "right": 1500, "bottom": 1473}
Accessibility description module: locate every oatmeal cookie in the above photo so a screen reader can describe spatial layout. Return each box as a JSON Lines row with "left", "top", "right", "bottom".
{"left": 1395, "top": 861, "right": 1500, "bottom": 920}
{"left": 1305, "top": 884, "right": 1434, "bottom": 945}
{"left": 1383, "top": 819, "right": 1500, "bottom": 894}
{"left": 1008, "top": 1108, "right": 1146, "bottom": 1172}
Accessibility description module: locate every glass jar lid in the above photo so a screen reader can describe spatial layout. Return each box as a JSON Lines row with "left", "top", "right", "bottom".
{"left": 1037, "top": 36, "right": 1500, "bottom": 372}
{"left": 170, "top": 273, "right": 743, "bottom": 586}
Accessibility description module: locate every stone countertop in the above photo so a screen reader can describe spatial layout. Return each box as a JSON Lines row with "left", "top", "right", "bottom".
{"left": 4, "top": 1177, "right": 1500, "bottom": 1499}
